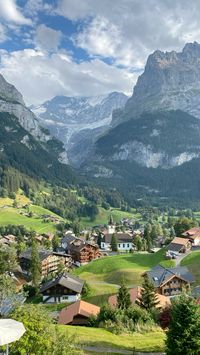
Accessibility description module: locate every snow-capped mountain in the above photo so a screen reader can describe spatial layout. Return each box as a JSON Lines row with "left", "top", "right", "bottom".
{"left": 31, "top": 92, "right": 128, "bottom": 166}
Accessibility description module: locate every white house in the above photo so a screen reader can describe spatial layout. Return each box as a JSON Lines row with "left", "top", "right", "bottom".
{"left": 101, "top": 233, "right": 133, "bottom": 251}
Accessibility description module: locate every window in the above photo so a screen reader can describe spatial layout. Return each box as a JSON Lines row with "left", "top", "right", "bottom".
{"left": 62, "top": 296, "right": 69, "bottom": 300}
{"left": 123, "top": 244, "right": 125, "bottom": 248}
{"left": 118, "top": 244, "right": 120, "bottom": 247}
{"left": 127, "top": 244, "right": 129, "bottom": 248}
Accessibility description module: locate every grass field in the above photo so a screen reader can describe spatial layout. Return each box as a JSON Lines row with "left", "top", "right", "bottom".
{"left": 181, "top": 250, "right": 200, "bottom": 285}
{"left": 60, "top": 326, "right": 165, "bottom": 352}
{"left": 75, "top": 249, "right": 175, "bottom": 305}
{"left": 80, "top": 207, "right": 141, "bottom": 228}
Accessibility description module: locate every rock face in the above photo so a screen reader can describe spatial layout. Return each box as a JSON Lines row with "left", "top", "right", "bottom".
{"left": 113, "top": 41, "right": 200, "bottom": 125}
{"left": 31, "top": 92, "right": 128, "bottom": 166}
{"left": 0, "top": 74, "right": 51, "bottom": 142}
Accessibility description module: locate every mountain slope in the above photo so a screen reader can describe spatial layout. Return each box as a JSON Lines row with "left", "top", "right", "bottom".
{"left": 0, "top": 74, "right": 75, "bottom": 185}
{"left": 31, "top": 92, "right": 128, "bottom": 166}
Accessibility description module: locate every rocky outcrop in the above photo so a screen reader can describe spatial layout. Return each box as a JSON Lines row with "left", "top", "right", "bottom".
{"left": 113, "top": 41, "right": 200, "bottom": 125}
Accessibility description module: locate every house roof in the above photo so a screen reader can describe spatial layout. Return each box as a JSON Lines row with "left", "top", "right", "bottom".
{"left": 167, "top": 237, "right": 191, "bottom": 252}
{"left": 182, "top": 227, "right": 200, "bottom": 239}
{"left": 103, "top": 233, "right": 133, "bottom": 243}
{"left": 145, "top": 265, "right": 195, "bottom": 288}
{"left": 20, "top": 249, "right": 52, "bottom": 261}
{"left": 58, "top": 300, "right": 100, "bottom": 325}
{"left": 40, "top": 273, "right": 84, "bottom": 293}
{"left": 108, "top": 286, "right": 171, "bottom": 309}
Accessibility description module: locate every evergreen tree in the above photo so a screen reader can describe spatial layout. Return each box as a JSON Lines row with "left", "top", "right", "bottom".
{"left": 140, "top": 275, "right": 159, "bottom": 311}
{"left": 166, "top": 294, "right": 200, "bottom": 355}
{"left": 117, "top": 280, "right": 131, "bottom": 310}
{"left": 30, "top": 238, "right": 41, "bottom": 289}
{"left": 97, "top": 232, "right": 102, "bottom": 248}
{"left": 111, "top": 234, "right": 118, "bottom": 252}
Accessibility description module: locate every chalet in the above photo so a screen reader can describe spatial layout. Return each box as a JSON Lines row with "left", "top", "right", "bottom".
{"left": 19, "top": 249, "right": 72, "bottom": 277}
{"left": 182, "top": 227, "right": 200, "bottom": 246}
{"left": 143, "top": 265, "right": 195, "bottom": 296}
{"left": 167, "top": 237, "right": 191, "bottom": 254}
{"left": 0, "top": 235, "right": 16, "bottom": 246}
{"left": 108, "top": 286, "right": 171, "bottom": 309}
{"left": 58, "top": 300, "right": 100, "bottom": 325}
{"left": 101, "top": 233, "right": 133, "bottom": 251}
{"left": 40, "top": 273, "right": 84, "bottom": 303}
{"left": 61, "top": 235, "right": 101, "bottom": 265}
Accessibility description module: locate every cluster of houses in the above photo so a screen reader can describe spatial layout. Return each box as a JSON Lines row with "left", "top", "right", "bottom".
{"left": 166, "top": 227, "right": 200, "bottom": 259}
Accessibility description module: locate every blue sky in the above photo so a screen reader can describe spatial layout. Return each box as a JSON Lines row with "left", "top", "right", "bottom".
{"left": 0, "top": 0, "right": 200, "bottom": 105}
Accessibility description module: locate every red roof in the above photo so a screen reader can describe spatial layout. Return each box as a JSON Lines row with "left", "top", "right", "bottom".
{"left": 58, "top": 300, "right": 100, "bottom": 325}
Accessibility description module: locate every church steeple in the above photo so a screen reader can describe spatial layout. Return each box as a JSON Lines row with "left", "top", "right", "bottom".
{"left": 108, "top": 215, "right": 115, "bottom": 234}
{"left": 108, "top": 214, "right": 114, "bottom": 225}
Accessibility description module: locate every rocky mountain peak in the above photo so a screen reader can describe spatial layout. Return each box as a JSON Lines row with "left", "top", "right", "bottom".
{"left": 0, "top": 74, "right": 24, "bottom": 105}
{"left": 113, "top": 41, "right": 200, "bottom": 124}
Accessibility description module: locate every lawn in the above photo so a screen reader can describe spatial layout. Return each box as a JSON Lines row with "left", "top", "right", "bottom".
{"left": 0, "top": 207, "right": 57, "bottom": 233}
{"left": 60, "top": 326, "right": 165, "bottom": 352}
{"left": 181, "top": 250, "right": 200, "bottom": 285}
{"left": 74, "top": 249, "right": 175, "bottom": 305}
{"left": 80, "top": 207, "right": 141, "bottom": 228}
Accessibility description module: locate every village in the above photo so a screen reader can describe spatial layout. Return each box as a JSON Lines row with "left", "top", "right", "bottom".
{"left": 1, "top": 212, "right": 200, "bottom": 333}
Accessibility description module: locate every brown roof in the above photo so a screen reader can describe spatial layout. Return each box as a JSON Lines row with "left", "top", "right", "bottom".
{"left": 183, "top": 227, "right": 200, "bottom": 239}
{"left": 169, "top": 237, "right": 190, "bottom": 246}
{"left": 58, "top": 300, "right": 100, "bottom": 325}
{"left": 108, "top": 287, "right": 171, "bottom": 309}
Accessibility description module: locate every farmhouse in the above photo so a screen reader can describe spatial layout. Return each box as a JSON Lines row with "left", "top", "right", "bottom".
{"left": 58, "top": 300, "right": 100, "bottom": 325}
{"left": 108, "top": 286, "right": 171, "bottom": 309}
{"left": 20, "top": 249, "right": 72, "bottom": 277}
{"left": 101, "top": 233, "right": 133, "bottom": 251}
{"left": 143, "top": 265, "right": 195, "bottom": 296}
{"left": 167, "top": 237, "right": 191, "bottom": 254}
{"left": 62, "top": 235, "right": 101, "bottom": 265}
{"left": 182, "top": 227, "right": 200, "bottom": 246}
{"left": 40, "top": 273, "right": 84, "bottom": 303}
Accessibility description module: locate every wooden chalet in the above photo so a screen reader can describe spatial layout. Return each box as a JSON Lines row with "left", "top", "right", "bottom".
{"left": 19, "top": 249, "right": 72, "bottom": 277}
{"left": 62, "top": 235, "right": 101, "bottom": 265}
{"left": 182, "top": 227, "right": 200, "bottom": 246}
{"left": 58, "top": 300, "right": 100, "bottom": 325}
{"left": 143, "top": 265, "right": 195, "bottom": 296}
{"left": 40, "top": 273, "right": 84, "bottom": 303}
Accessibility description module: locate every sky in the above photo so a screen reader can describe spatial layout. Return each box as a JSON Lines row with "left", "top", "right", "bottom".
{"left": 0, "top": 1, "right": 200, "bottom": 105}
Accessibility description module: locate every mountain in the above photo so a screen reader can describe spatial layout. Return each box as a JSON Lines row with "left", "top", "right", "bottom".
{"left": 112, "top": 41, "right": 200, "bottom": 126}
{"left": 0, "top": 74, "right": 75, "bottom": 185}
{"left": 31, "top": 92, "right": 128, "bottom": 166}
{"left": 83, "top": 42, "right": 200, "bottom": 203}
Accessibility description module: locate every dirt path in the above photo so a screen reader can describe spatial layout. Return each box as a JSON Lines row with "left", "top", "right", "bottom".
{"left": 82, "top": 345, "right": 165, "bottom": 354}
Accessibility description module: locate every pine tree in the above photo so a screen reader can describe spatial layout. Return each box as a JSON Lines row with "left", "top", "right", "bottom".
{"left": 140, "top": 275, "right": 159, "bottom": 311}
{"left": 97, "top": 232, "right": 102, "bottom": 248}
{"left": 117, "top": 280, "right": 131, "bottom": 309}
{"left": 30, "top": 238, "right": 41, "bottom": 289}
{"left": 166, "top": 294, "right": 200, "bottom": 355}
{"left": 111, "top": 234, "right": 118, "bottom": 252}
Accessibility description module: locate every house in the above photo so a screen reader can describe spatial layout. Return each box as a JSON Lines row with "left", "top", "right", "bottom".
{"left": 19, "top": 249, "right": 72, "bottom": 277}
{"left": 0, "top": 235, "right": 16, "bottom": 246}
{"left": 58, "top": 300, "right": 100, "bottom": 325}
{"left": 143, "top": 265, "right": 195, "bottom": 296}
{"left": 62, "top": 235, "right": 101, "bottom": 265}
{"left": 167, "top": 237, "right": 191, "bottom": 254}
{"left": 101, "top": 233, "right": 133, "bottom": 251}
{"left": 182, "top": 227, "right": 200, "bottom": 246}
{"left": 108, "top": 286, "right": 171, "bottom": 309}
{"left": 40, "top": 273, "right": 84, "bottom": 303}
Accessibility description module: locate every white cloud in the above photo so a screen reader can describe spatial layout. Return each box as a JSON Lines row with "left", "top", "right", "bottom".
{"left": 0, "top": 0, "right": 32, "bottom": 25}
{"left": 0, "top": 24, "right": 8, "bottom": 43}
{"left": 56, "top": 0, "right": 200, "bottom": 69}
{"left": 0, "top": 49, "right": 137, "bottom": 105}
{"left": 35, "top": 24, "right": 62, "bottom": 51}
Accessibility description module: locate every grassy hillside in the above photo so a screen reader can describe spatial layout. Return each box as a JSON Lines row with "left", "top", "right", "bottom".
{"left": 181, "top": 251, "right": 200, "bottom": 285}
{"left": 80, "top": 207, "right": 141, "bottom": 227}
{"left": 75, "top": 249, "right": 175, "bottom": 305}
{"left": 60, "top": 326, "right": 165, "bottom": 352}
{"left": 0, "top": 192, "right": 63, "bottom": 233}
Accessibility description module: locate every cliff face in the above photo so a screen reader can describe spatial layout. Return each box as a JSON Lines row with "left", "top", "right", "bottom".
{"left": 113, "top": 42, "right": 200, "bottom": 125}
